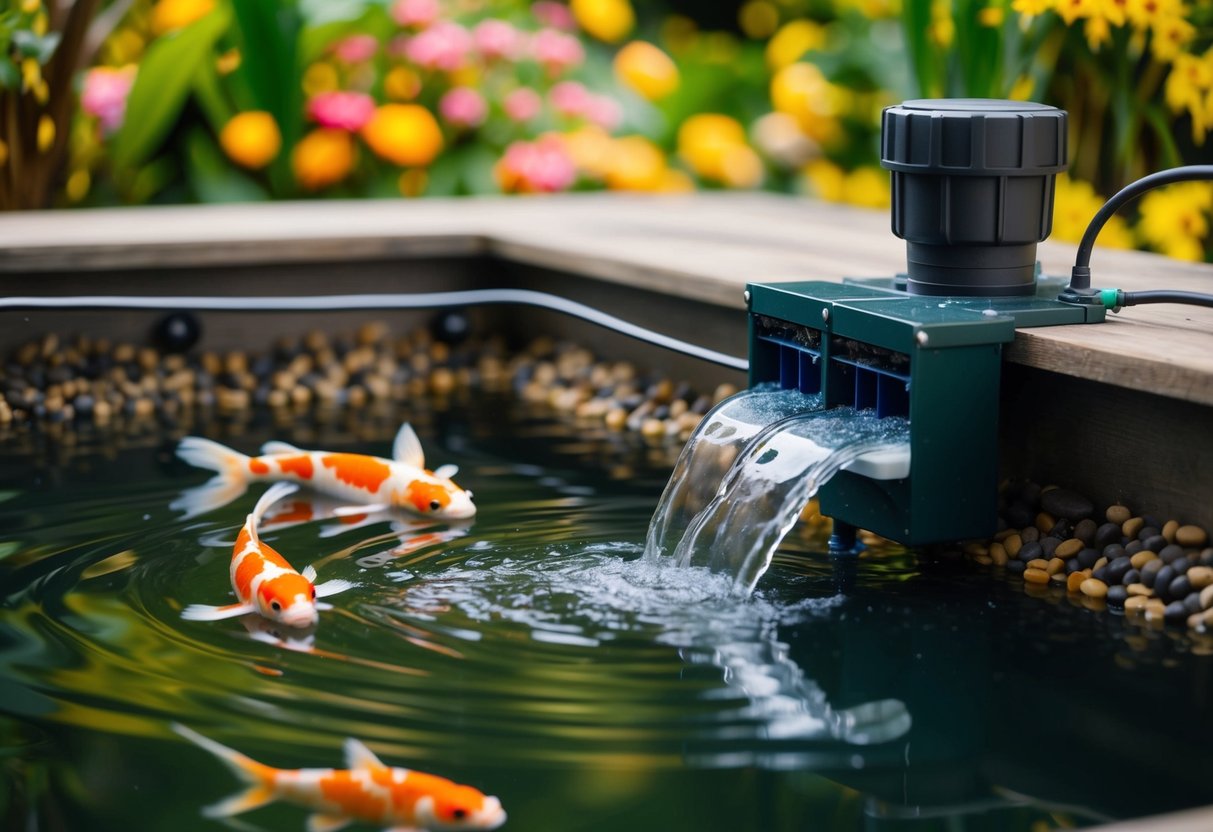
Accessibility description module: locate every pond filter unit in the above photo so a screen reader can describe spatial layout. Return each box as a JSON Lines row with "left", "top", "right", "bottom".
{"left": 746, "top": 99, "right": 1106, "bottom": 546}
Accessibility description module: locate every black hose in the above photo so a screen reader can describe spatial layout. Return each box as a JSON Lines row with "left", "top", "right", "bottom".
{"left": 1120, "top": 290, "right": 1213, "bottom": 309}
{"left": 1069, "top": 164, "right": 1213, "bottom": 291}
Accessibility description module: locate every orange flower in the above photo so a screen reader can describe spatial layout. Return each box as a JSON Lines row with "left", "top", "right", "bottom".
{"left": 361, "top": 104, "right": 443, "bottom": 167}
{"left": 293, "top": 129, "right": 356, "bottom": 190}
{"left": 151, "top": 0, "right": 215, "bottom": 35}
{"left": 219, "top": 112, "right": 281, "bottom": 169}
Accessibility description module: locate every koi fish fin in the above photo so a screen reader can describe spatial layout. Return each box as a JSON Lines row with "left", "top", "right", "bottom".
{"left": 301, "top": 565, "right": 317, "bottom": 582}
{"left": 307, "top": 814, "right": 352, "bottom": 832}
{"left": 314, "top": 579, "right": 356, "bottom": 599}
{"left": 261, "top": 440, "right": 304, "bottom": 455}
{"left": 202, "top": 784, "right": 276, "bottom": 819}
{"left": 248, "top": 483, "right": 301, "bottom": 546}
{"left": 171, "top": 476, "right": 250, "bottom": 520}
{"left": 392, "top": 423, "right": 425, "bottom": 468}
{"left": 181, "top": 602, "right": 255, "bottom": 622}
{"left": 171, "top": 723, "right": 275, "bottom": 817}
{"left": 343, "top": 737, "right": 386, "bottom": 770}
{"left": 333, "top": 504, "right": 388, "bottom": 516}
{"left": 432, "top": 464, "right": 458, "bottom": 480}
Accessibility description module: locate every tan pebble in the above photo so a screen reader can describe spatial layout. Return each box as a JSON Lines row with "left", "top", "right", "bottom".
{"left": 346, "top": 386, "right": 367, "bottom": 408}
{"left": 1122, "top": 516, "right": 1145, "bottom": 539}
{"left": 964, "top": 542, "right": 988, "bottom": 557}
{"left": 1035, "top": 512, "right": 1056, "bottom": 533}
{"left": 1080, "top": 578, "right": 1108, "bottom": 598}
{"left": 1093, "top": 556, "right": 1108, "bottom": 570}
{"left": 1201, "top": 585, "right": 1213, "bottom": 610}
{"left": 1188, "top": 566, "right": 1213, "bottom": 590}
{"left": 1027, "top": 558, "right": 1049, "bottom": 571}
{"left": 267, "top": 389, "right": 289, "bottom": 408}
{"left": 430, "top": 368, "right": 456, "bottom": 395}
{"left": 990, "top": 542, "right": 1008, "bottom": 566}
{"left": 1176, "top": 525, "right": 1208, "bottom": 548}
{"left": 1196, "top": 609, "right": 1213, "bottom": 630}
{"left": 1003, "top": 534, "right": 1022, "bottom": 558}
{"left": 1124, "top": 595, "right": 1149, "bottom": 613}
{"left": 669, "top": 399, "right": 688, "bottom": 419}
{"left": 973, "top": 555, "right": 993, "bottom": 566}
{"left": 1024, "top": 568, "right": 1050, "bottom": 585}
{"left": 290, "top": 386, "right": 312, "bottom": 407}
{"left": 1050, "top": 571, "right": 1068, "bottom": 585}
{"left": 133, "top": 398, "right": 155, "bottom": 418}
{"left": 1106, "top": 504, "right": 1131, "bottom": 524}
{"left": 993, "top": 528, "right": 1015, "bottom": 542}
{"left": 1081, "top": 595, "right": 1106, "bottom": 612}
{"left": 604, "top": 408, "right": 627, "bottom": 431}
{"left": 1129, "top": 550, "right": 1157, "bottom": 570}
{"left": 1162, "top": 519, "right": 1179, "bottom": 543}
{"left": 93, "top": 400, "right": 112, "bottom": 422}
{"left": 640, "top": 418, "right": 665, "bottom": 438}
{"left": 1066, "top": 572, "right": 1086, "bottom": 593}
{"left": 1047, "top": 557, "right": 1065, "bottom": 575}
{"left": 1126, "top": 583, "right": 1154, "bottom": 597}
{"left": 1145, "top": 598, "right": 1166, "bottom": 618}
{"left": 712, "top": 383, "right": 737, "bottom": 404}
{"left": 1054, "top": 538, "right": 1083, "bottom": 559}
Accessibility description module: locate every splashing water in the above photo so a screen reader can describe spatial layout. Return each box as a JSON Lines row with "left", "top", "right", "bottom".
{"left": 672, "top": 409, "right": 910, "bottom": 595}
{"left": 645, "top": 386, "right": 823, "bottom": 561}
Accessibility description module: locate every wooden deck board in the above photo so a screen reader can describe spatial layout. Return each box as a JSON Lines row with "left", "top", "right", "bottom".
{"left": 1, "top": 193, "right": 1210, "bottom": 404}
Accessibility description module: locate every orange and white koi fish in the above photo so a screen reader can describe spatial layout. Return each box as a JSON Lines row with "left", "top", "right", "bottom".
{"left": 172, "top": 723, "right": 506, "bottom": 832}
{"left": 172, "top": 423, "right": 475, "bottom": 522}
{"left": 181, "top": 482, "right": 354, "bottom": 628}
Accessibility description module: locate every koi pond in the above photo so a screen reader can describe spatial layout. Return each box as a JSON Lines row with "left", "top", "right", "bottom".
{"left": 2, "top": 392, "right": 1213, "bottom": 831}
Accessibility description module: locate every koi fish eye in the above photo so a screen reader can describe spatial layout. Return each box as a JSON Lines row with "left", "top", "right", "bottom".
{"left": 429, "top": 499, "right": 441, "bottom": 511}
{"left": 311, "top": 586, "right": 317, "bottom": 599}
{"left": 270, "top": 601, "right": 281, "bottom": 612}
{"left": 465, "top": 491, "right": 474, "bottom": 502}
{"left": 452, "top": 809, "right": 467, "bottom": 820}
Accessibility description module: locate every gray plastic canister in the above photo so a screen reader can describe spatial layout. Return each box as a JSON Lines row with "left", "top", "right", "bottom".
{"left": 880, "top": 99, "right": 1068, "bottom": 297}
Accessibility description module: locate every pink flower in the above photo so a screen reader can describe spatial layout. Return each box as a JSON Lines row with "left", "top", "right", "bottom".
{"left": 529, "top": 28, "right": 583, "bottom": 75}
{"left": 531, "top": 1, "right": 575, "bottom": 30}
{"left": 404, "top": 21, "right": 472, "bottom": 71}
{"left": 497, "top": 136, "right": 577, "bottom": 193}
{"left": 81, "top": 66, "right": 136, "bottom": 135}
{"left": 391, "top": 0, "right": 440, "bottom": 28}
{"left": 504, "top": 87, "right": 542, "bottom": 122}
{"left": 439, "top": 87, "right": 487, "bottom": 128}
{"left": 473, "top": 19, "right": 523, "bottom": 61}
{"left": 307, "top": 91, "right": 376, "bottom": 131}
{"left": 549, "top": 80, "right": 590, "bottom": 117}
{"left": 333, "top": 34, "right": 378, "bottom": 64}
{"left": 585, "top": 95, "right": 622, "bottom": 131}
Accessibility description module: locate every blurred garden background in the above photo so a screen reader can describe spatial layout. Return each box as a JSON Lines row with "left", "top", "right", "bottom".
{"left": 1, "top": 0, "right": 1210, "bottom": 259}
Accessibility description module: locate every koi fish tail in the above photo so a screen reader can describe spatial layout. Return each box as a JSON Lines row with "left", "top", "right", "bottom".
{"left": 171, "top": 437, "right": 253, "bottom": 518}
{"left": 171, "top": 723, "right": 278, "bottom": 818}
{"left": 250, "top": 482, "right": 300, "bottom": 530}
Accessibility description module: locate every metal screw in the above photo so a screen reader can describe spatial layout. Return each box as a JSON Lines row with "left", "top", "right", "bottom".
{"left": 916, "top": 331, "right": 929, "bottom": 346}
{"left": 821, "top": 308, "right": 830, "bottom": 323}
{"left": 743, "top": 290, "right": 751, "bottom": 304}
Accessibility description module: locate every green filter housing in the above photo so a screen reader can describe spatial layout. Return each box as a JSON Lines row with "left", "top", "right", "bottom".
{"left": 746, "top": 279, "right": 1104, "bottom": 546}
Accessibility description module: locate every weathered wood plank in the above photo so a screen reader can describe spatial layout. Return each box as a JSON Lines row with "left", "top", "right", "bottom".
{"left": 0, "top": 193, "right": 1210, "bottom": 404}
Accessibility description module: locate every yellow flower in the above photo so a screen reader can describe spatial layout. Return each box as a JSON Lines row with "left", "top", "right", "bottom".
{"left": 803, "top": 158, "right": 845, "bottom": 202}
{"left": 361, "top": 104, "right": 443, "bottom": 167}
{"left": 1137, "top": 183, "right": 1212, "bottom": 259}
{"left": 384, "top": 66, "right": 423, "bottom": 101}
{"left": 1165, "top": 52, "right": 1213, "bottom": 141}
{"left": 605, "top": 135, "right": 667, "bottom": 191}
{"left": 1050, "top": 174, "right": 1132, "bottom": 248}
{"left": 1098, "top": 0, "right": 1128, "bottom": 27}
{"left": 978, "top": 5, "right": 1005, "bottom": 26}
{"left": 1009, "top": 75, "right": 1035, "bottom": 100}
{"left": 677, "top": 113, "right": 748, "bottom": 181}
{"left": 770, "top": 62, "right": 840, "bottom": 142}
{"left": 765, "top": 20, "right": 825, "bottom": 70}
{"left": 720, "top": 145, "right": 764, "bottom": 189}
{"left": 571, "top": 0, "right": 635, "bottom": 43}
{"left": 930, "top": 0, "right": 954, "bottom": 46}
{"left": 220, "top": 112, "right": 281, "bottom": 169}
{"left": 1084, "top": 15, "right": 1111, "bottom": 50}
{"left": 303, "top": 63, "right": 339, "bottom": 98}
{"left": 739, "top": 1, "right": 780, "bottom": 39}
{"left": 842, "top": 166, "right": 890, "bottom": 209}
{"left": 1054, "top": 0, "right": 1097, "bottom": 25}
{"left": 1011, "top": 0, "right": 1054, "bottom": 19}
{"left": 656, "top": 168, "right": 695, "bottom": 192}
{"left": 151, "top": 0, "right": 215, "bottom": 35}
{"left": 614, "top": 41, "right": 680, "bottom": 101}
{"left": 560, "top": 126, "right": 615, "bottom": 179}
{"left": 37, "top": 115, "right": 54, "bottom": 152}
{"left": 293, "top": 129, "right": 356, "bottom": 190}
{"left": 1150, "top": 15, "right": 1196, "bottom": 63}
{"left": 216, "top": 48, "right": 241, "bottom": 75}
{"left": 66, "top": 168, "right": 91, "bottom": 202}
{"left": 1125, "top": 0, "right": 1182, "bottom": 29}
{"left": 751, "top": 111, "right": 817, "bottom": 168}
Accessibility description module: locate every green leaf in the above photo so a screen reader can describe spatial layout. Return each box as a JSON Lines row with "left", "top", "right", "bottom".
{"left": 11, "top": 30, "right": 60, "bottom": 63}
{"left": 185, "top": 128, "right": 268, "bottom": 203}
{"left": 110, "top": 7, "right": 232, "bottom": 171}
{"left": 0, "top": 59, "right": 18, "bottom": 90}
{"left": 460, "top": 143, "right": 500, "bottom": 196}
{"left": 424, "top": 151, "right": 462, "bottom": 197}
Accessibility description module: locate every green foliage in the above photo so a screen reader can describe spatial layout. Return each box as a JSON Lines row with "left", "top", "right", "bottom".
{"left": 110, "top": 6, "right": 232, "bottom": 171}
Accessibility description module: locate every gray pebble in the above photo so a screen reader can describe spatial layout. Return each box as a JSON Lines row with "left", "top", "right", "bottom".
{"left": 1018, "top": 541, "right": 1043, "bottom": 563}
{"left": 1159, "top": 544, "right": 1186, "bottom": 564}
{"left": 1142, "top": 534, "right": 1167, "bottom": 553}
{"left": 1074, "top": 518, "right": 1097, "bottom": 545}
{"left": 1078, "top": 548, "right": 1100, "bottom": 569}
{"left": 1093, "top": 522, "right": 1122, "bottom": 547}
{"left": 1122, "top": 568, "right": 1141, "bottom": 586}
{"left": 1171, "top": 575, "right": 1193, "bottom": 599}
{"left": 1021, "top": 527, "right": 1040, "bottom": 544}
{"left": 1041, "top": 488, "right": 1093, "bottom": 521}
{"left": 1106, "top": 585, "right": 1128, "bottom": 607}
{"left": 1102, "top": 543, "right": 1126, "bottom": 560}
{"left": 1040, "top": 538, "right": 1060, "bottom": 557}
{"left": 1141, "top": 559, "right": 1163, "bottom": 587}
{"left": 1006, "top": 560, "right": 1026, "bottom": 575}
{"left": 1124, "top": 540, "right": 1144, "bottom": 556}
{"left": 1184, "top": 592, "right": 1204, "bottom": 616}
{"left": 1164, "top": 601, "right": 1188, "bottom": 623}
{"left": 1155, "top": 565, "right": 1176, "bottom": 599}
{"left": 1105, "top": 556, "right": 1132, "bottom": 584}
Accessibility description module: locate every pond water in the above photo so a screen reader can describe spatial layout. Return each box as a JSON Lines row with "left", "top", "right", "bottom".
{"left": 2, "top": 394, "right": 1212, "bottom": 831}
